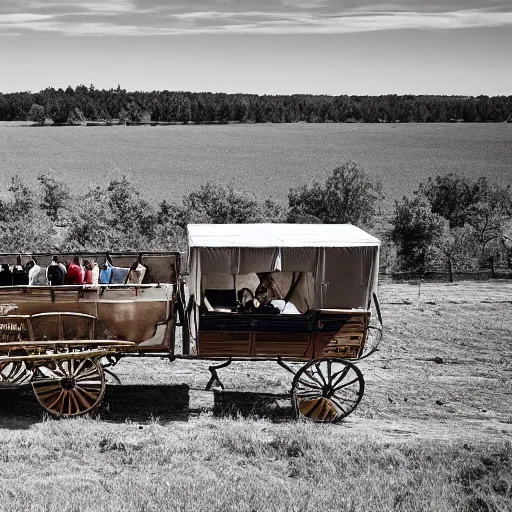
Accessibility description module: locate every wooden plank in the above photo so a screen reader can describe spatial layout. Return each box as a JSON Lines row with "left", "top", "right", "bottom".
{"left": 315, "top": 312, "right": 369, "bottom": 358}
{"left": 254, "top": 332, "right": 312, "bottom": 358}
{"left": 0, "top": 347, "right": 130, "bottom": 363}
{"left": 0, "top": 339, "right": 135, "bottom": 349}
{"left": 198, "top": 331, "right": 251, "bottom": 357}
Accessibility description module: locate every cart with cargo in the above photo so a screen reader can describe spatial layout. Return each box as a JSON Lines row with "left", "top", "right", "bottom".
{"left": 0, "top": 252, "right": 179, "bottom": 416}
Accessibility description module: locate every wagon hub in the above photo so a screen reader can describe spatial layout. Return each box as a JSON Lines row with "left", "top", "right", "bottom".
{"left": 322, "top": 385, "right": 334, "bottom": 398}
{"left": 61, "top": 377, "right": 76, "bottom": 390}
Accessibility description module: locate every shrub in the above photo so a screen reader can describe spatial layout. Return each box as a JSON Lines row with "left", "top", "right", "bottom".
{"left": 287, "top": 161, "right": 383, "bottom": 226}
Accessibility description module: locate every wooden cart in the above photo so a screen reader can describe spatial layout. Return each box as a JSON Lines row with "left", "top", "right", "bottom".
{"left": 0, "top": 252, "right": 180, "bottom": 417}
{"left": 0, "top": 314, "right": 134, "bottom": 417}
{"left": 184, "top": 223, "right": 383, "bottom": 423}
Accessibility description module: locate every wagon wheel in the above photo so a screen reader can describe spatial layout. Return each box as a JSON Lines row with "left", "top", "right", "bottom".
{"left": 359, "top": 325, "right": 383, "bottom": 359}
{"left": 100, "top": 354, "right": 122, "bottom": 385}
{"left": 291, "top": 357, "right": 364, "bottom": 423}
{"left": 32, "top": 358, "right": 106, "bottom": 417}
{"left": 0, "top": 361, "right": 32, "bottom": 385}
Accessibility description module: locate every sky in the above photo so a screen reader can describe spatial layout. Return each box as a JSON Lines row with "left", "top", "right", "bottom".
{"left": 0, "top": 0, "right": 511, "bottom": 95}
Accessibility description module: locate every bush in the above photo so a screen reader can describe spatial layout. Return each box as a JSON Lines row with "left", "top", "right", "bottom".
{"left": 181, "top": 183, "right": 285, "bottom": 225}
{"left": 287, "top": 161, "right": 383, "bottom": 226}
{"left": 388, "top": 195, "right": 444, "bottom": 272}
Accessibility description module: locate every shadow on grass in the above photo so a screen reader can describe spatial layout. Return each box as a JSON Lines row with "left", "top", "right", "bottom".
{"left": 100, "top": 384, "right": 190, "bottom": 422}
{"left": 0, "top": 385, "right": 295, "bottom": 425}
{"left": 0, "top": 387, "right": 42, "bottom": 429}
{"left": 213, "top": 389, "right": 295, "bottom": 422}
{"left": 0, "top": 384, "right": 192, "bottom": 425}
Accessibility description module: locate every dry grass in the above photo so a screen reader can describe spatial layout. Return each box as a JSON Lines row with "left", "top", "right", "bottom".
{"left": 1, "top": 281, "right": 512, "bottom": 511}
{"left": 0, "top": 418, "right": 511, "bottom": 512}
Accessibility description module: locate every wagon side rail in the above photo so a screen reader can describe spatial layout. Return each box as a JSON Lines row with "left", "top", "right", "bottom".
{"left": 0, "top": 339, "right": 135, "bottom": 360}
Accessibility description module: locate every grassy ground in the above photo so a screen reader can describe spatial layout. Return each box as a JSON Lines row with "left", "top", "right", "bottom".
{"left": 0, "top": 419, "right": 510, "bottom": 512}
{"left": 1, "top": 281, "right": 511, "bottom": 511}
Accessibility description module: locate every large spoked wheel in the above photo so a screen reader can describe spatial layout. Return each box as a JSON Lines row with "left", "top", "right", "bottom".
{"left": 32, "top": 358, "right": 106, "bottom": 417}
{"left": 292, "top": 357, "right": 364, "bottom": 423}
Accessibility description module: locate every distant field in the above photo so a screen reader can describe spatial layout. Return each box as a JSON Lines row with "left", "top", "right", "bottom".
{"left": 0, "top": 123, "right": 510, "bottom": 206}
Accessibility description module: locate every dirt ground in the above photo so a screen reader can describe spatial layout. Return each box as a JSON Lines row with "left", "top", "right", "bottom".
{"left": 2, "top": 281, "right": 511, "bottom": 443}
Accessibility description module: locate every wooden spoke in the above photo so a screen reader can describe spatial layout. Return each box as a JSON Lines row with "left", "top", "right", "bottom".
{"left": 73, "top": 359, "right": 89, "bottom": 377}
{"left": 292, "top": 357, "right": 364, "bottom": 423}
{"left": 328, "top": 396, "right": 350, "bottom": 416}
{"left": 301, "top": 368, "right": 324, "bottom": 388}
{"left": 333, "top": 377, "right": 361, "bottom": 392}
{"left": 0, "top": 361, "right": 32, "bottom": 385}
{"left": 331, "top": 365, "right": 351, "bottom": 390}
{"left": 314, "top": 362, "right": 328, "bottom": 387}
{"left": 295, "top": 376, "right": 323, "bottom": 391}
{"left": 32, "top": 358, "right": 106, "bottom": 417}
{"left": 55, "top": 360, "right": 68, "bottom": 378}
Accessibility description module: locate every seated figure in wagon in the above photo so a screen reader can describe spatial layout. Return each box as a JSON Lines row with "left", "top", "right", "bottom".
{"left": 239, "top": 284, "right": 301, "bottom": 315}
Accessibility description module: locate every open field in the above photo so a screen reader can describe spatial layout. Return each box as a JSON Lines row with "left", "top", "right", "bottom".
{"left": 0, "top": 123, "right": 510, "bottom": 206}
{"left": 0, "top": 281, "right": 511, "bottom": 511}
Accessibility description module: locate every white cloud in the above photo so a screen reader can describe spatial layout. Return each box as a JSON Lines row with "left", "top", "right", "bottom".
{"left": 162, "top": 9, "right": 512, "bottom": 34}
{"left": 22, "top": 0, "right": 137, "bottom": 13}
{"left": 0, "top": 13, "right": 53, "bottom": 23}
{"left": 1, "top": 2, "right": 512, "bottom": 35}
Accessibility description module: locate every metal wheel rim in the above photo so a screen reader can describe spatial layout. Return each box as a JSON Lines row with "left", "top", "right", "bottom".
{"left": 32, "top": 358, "right": 106, "bottom": 418}
{"left": 359, "top": 325, "right": 382, "bottom": 359}
{"left": 292, "top": 357, "right": 364, "bottom": 423}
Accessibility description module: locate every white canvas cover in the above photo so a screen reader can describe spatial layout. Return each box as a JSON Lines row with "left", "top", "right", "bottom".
{"left": 188, "top": 223, "right": 380, "bottom": 249}
{"left": 187, "top": 223, "right": 380, "bottom": 319}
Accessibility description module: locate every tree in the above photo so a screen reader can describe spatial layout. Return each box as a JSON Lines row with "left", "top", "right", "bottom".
{"left": 390, "top": 174, "right": 512, "bottom": 274}
{"left": 62, "top": 187, "right": 116, "bottom": 251}
{"left": 417, "top": 174, "right": 473, "bottom": 228}
{"left": 503, "top": 220, "right": 512, "bottom": 270}
{"left": 61, "top": 176, "right": 157, "bottom": 251}
{"left": 6, "top": 175, "right": 34, "bottom": 219}
{"left": 182, "top": 183, "right": 258, "bottom": 224}
{"left": 436, "top": 223, "right": 480, "bottom": 282}
{"left": 287, "top": 162, "right": 383, "bottom": 226}
{"left": 37, "top": 174, "right": 70, "bottom": 222}
{"left": 0, "top": 175, "right": 56, "bottom": 251}
{"left": 464, "top": 195, "right": 511, "bottom": 275}
{"left": 67, "top": 107, "right": 86, "bottom": 125}
{"left": 27, "top": 103, "right": 45, "bottom": 125}
{"left": 388, "top": 195, "right": 444, "bottom": 272}
{"left": 417, "top": 174, "right": 512, "bottom": 270}
{"left": 105, "top": 176, "right": 155, "bottom": 248}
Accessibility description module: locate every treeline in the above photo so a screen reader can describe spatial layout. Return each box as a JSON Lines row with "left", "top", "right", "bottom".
{"left": 1, "top": 164, "right": 510, "bottom": 279}
{"left": 1, "top": 86, "right": 512, "bottom": 124}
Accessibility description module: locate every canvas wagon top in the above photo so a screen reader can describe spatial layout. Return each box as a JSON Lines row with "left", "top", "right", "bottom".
{"left": 187, "top": 223, "right": 380, "bottom": 248}
{"left": 187, "top": 224, "right": 381, "bottom": 312}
